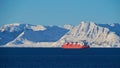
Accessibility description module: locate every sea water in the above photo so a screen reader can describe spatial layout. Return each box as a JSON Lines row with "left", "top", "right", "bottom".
{"left": 0, "top": 48, "right": 120, "bottom": 68}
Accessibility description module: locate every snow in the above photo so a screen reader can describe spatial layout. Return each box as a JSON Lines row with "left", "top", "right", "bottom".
{"left": 5, "top": 42, "right": 56, "bottom": 47}
{"left": 56, "top": 21, "right": 120, "bottom": 47}
{"left": 4, "top": 23, "right": 20, "bottom": 27}
{"left": 27, "top": 25, "right": 46, "bottom": 31}
{"left": 63, "top": 24, "right": 74, "bottom": 30}
{"left": 4, "top": 25, "right": 69, "bottom": 47}
{"left": 0, "top": 22, "right": 120, "bottom": 47}
{"left": 0, "top": 23, "right": 25, "bottom": 32}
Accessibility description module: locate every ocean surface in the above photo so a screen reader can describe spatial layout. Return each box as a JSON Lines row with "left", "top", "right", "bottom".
{"left": 0, "top": 48, "right": 120, "bottom": 68}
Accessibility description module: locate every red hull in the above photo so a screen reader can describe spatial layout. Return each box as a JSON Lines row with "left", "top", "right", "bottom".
{"left": 62, "top": 43, "right": 89, "bottom": 49}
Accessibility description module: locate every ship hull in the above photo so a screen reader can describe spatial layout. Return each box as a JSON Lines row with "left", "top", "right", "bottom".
{"left": 62, "top": 44, "right": 90, "bottom": 49}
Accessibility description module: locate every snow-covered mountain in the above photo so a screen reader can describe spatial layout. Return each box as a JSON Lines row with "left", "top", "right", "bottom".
{"left": 0, "top": 23, "right": 25, "bottom": 45}
{"left": 57, "top": 22, "right": 120, "bottom": 47}
{"left": 0, "top": 22, "right": 120, "bottom": 47}
{"left": 0, "top": 23, "right": 69, "bottom": 47}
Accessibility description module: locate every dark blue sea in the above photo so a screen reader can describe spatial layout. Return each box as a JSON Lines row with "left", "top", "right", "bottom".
{"left": 0, "top": 48, "right": 120, "bottom": 68}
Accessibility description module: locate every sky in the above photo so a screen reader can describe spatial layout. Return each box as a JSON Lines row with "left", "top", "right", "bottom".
{"left": 0, "top": 0, "right": 120, "bottom": 26}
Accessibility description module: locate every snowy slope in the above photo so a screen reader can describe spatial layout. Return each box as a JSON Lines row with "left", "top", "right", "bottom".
{"left": 0, "top": 22, "right": 120, "bottom": 47}
{"left": 4, "top": 25, "right": 69, "bottom": 47}
{"left": 0, "top": 23, "right": 26, "bottom": 45}
{"left": 57, "top": 22, "right": 120, "bottom": 47}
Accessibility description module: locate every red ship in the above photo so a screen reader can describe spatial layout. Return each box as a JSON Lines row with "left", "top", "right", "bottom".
{"left": 62, "top": 42, "right": 90, "bottom": 49}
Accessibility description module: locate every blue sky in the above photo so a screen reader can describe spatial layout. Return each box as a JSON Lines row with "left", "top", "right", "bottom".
{"left": 0, "top": 0, "right": 120, "bottom": 26}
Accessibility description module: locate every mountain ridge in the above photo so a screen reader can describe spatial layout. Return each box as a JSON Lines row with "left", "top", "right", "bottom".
{"left": 0, "top": 22, "right": 120, "bottom": 47}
